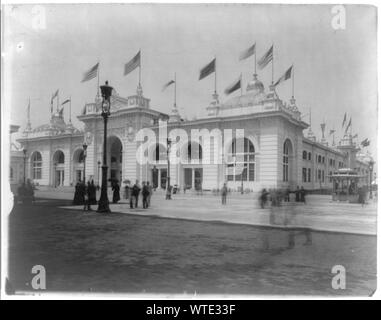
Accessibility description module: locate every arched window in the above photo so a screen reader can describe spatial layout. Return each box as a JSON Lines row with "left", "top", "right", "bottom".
{"left": 227, "top": 137, "right": 255, "bottom": 182}
{"left": 56, "top": 151, "right": 65, "bottom": 164}
{"left": 32, "top": 152, "right": 42, "bottom": 179}
{"left": 283, "top": 140, "right": 292, "bottom": 182}
{"left": 302, "top": 151, "right": 307, "bottom": 160}
{"left": 187, "top": 142, "right": 202, "bottom": 161}
{"left": 154, "top": 144, "right": 166, "bottom": 161}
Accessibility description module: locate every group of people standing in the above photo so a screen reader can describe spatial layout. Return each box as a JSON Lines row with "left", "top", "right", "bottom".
{"left": 124, "top": 180, "right": 153, "bottom": 209}
{"left": 73, "top": 180, "right": 97, "bottom": 210}
{"left": 260, "top": 186, "right": 307, "bottom": 208}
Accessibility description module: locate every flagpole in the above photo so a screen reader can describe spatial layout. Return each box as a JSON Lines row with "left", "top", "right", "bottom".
{"left": 240, "top": 73, "right": 243, "bottom": 96}
{"left": 139, "top": 49, "right": 142, "bottom": 86}
{"left": 57, "top": 91, "right": 59, "bottom": 113}
{"left": 174, "top": 72, "right": 177, "bottom": 107}
{"left": 214, "top": 56, "right": 217, "bottom": 94}
{"left": 69, "top": 96, "right": 72, "bottom": 123}
{"left": 254, "top": 43, "right": 257, "bottom": 75}
{"left": 271, "top": 44, "right": 274, "bottom": 84}
{"left": 292, "top": 64, "right": 295, "bottom": 98}
{"left": 97, "top": 63, "right": 100, "bottom": 98}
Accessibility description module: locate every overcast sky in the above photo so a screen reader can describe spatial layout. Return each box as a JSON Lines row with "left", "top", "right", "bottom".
{"left": 3, "top": 4, "right": 377, "bottom": 158}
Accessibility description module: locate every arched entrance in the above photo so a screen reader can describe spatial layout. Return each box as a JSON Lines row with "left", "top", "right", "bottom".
{"left": 53, "top": 150, "right": 65, "bottom": 187}
{"left": 107, "top": 136, "right": 123, "bottom": 183}
{"left": 73, "top": 148, "right": 84, "bottom": 183}
{"left": 182, "top": 141, "right": 203, "bottom": 190}
{"left": 150, "top": 143, "right": 167, "bottom": 189}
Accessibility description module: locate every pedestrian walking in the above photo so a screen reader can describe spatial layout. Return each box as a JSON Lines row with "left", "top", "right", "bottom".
{"left": 142, "top": 182, "right": 150, "bottom": 209}
{"left": 221, "top": 183, "right": 227, "bottom": 205}
{"left": 84, "top": 181, "right": 92, "bottom": 211}
{"left": 89, "top": 180, "right": 97, "bottom": 205}
{"left": 300, "top": 186, "right": 306, "bottom": 204}
{"left": 260, "top": 188, "right": 269, "bottom": 209}
{"left": 295, "top": 186, "right": 300, "bottom": 202}
{"left": 130, "top": 180, "right": 141, "bottom": 208}
{"left": 112, "top": 180, "right": 120, "bottom": 204}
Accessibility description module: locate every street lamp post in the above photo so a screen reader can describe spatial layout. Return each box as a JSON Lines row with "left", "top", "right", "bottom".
{"left": 97, "top": 81, "right": 113, "bottom": 213}
{"left": 97, "top": 161, "right": 101, "bottom": 187}
{"left": 166, "top": 138, "right": 172, "bottom": 200}
{"left": 83, "top": 144, "right": 88, "bottom": 184}
{"left": 23, "top": 149, "right": 27, "bottom": 183}
{"left": 82, "top": 133, "right": 92, "bottom": 184}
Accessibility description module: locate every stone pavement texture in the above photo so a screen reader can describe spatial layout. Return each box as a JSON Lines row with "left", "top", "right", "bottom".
{"left": 35, "top": 188, "right": 377, "bottom": 235}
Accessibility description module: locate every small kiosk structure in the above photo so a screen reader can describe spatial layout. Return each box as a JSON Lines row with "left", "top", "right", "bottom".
{"left": 330, "top": 168, "right": 367, "bottom": 203}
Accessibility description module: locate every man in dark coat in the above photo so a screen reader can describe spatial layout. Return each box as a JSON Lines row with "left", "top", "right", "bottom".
{"left": 73, "top": 180, "right": 82, "bottom": 205}
{"left": 221, "top": 183, "right": 228, "bottom": 205}
{"left": 142, "top": 182, "right": 150, "bottom": 209}
{"left": 130, "top": 180, "right": 141, "bottom": 208}
{"left": 89, "top": 180, "right": 97, "bottom": 205}
{"left": 112, "top": 180, "right": 120, "bottom": 204}
{"left": 84, "top": 181, "right": 92, "bottom": 211}
{"left": 300, "top": 186, "right": 306, "bottom": 204}
{"left": 295, "top": 186, "right": 300, "bottom": 202}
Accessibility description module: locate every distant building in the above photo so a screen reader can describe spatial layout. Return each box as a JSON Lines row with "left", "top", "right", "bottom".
{"left": 15, "top": 75, "right": 373, "bottom": 192}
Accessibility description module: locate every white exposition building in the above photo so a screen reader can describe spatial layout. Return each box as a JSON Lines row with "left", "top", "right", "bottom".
{"left": 13, "top": 75, "right": 372, "bottom": 192}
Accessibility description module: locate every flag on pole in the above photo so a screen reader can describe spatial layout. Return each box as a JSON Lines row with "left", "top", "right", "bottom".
{"left": 124, "top": 51, "right": 141, "bottom": 76}
{"left": 81, "top": 62, "right": 99, "bottom": 82}
{"left": 52, "top": 89, "right": 59, "bottom": 101}
{"left": 61, "top": 99, "right": 70, "bottom": 106}
{"left": 239, "top": 43, "right": 256, "bottom": 61}
{"left": 329, "top": 129, "right": 335, "bottom": 135}
{"left": 224, "top": 75, "right": 241, "bottom": 95}
{"left": 162, "top": 80, "right": 175, "bottom": 91}
{"left": 342, "top": 113, "right": 347, "bottom": 128}
{"left": 199, "top": 58, "right": 216, "bottom": 80}
{"left": 352, "top": 133, "right": 358, "bottom": 139}
{"left": 361, "top": 138, "right": 370, "bottom": 147}
{"left": 345, "top": 117, "right": 352, "bottom": 133}
{"left": 274, "top": 65, "right": 293, "bottom": 87}
{"left": 257, "top": 45, "right": 273, "bottom": 70}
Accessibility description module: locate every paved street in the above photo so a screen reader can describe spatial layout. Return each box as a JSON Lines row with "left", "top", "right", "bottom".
{"left": 51, "top": 188, "right": 377, "bottom": 235}
{"left": 7, "top": 191, "right": 377, "bottom": 296}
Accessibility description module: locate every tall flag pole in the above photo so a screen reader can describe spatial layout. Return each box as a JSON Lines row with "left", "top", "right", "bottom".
{"left": 271, "top": 44, "right": 274, "bottom": 84}
{"left": 214, "top": 56, "right": 217, "bottom": 94}
{"left": 174, "top": 72, "right": 177, "bottom": 107}
{"left": 139, "top": 48, "right": 142, "bottom": 86}
{"left": 292, "top": 64, "right": 295, "bottom": 98}
{"left": 69, "top": 96, "right": 72, "bottom": 123}
{"left": 26, "top": 98, "right": 31, "bottom": 131}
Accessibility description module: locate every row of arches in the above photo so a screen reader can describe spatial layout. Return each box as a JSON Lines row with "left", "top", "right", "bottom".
{"left": 27, "top": 136, "right": 295, "bottom": 186}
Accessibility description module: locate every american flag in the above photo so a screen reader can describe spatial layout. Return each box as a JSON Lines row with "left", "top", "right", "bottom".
{"left": 124, "top": 51, "right": 141, "bottom": 76}
{"left": 81, "top": 62, "right": 99, "bottom": 82}
{"left": 239, "top": 43, "right": 256, "bottom": 61}
{"left": 257, "top": 45, "right": 273, "bottom": 70}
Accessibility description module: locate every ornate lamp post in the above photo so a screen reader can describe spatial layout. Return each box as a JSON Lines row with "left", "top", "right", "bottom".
{"left": 23, "top": 148, "right": 27, "bottom": 183}
{"left": 166, "top": 138, "right": 172, "bottom": 200}
{"left": 97, "top": 160, "right": 101, "bottom": 187}
{"left": 97, "top": 81, "right": 113, "bottom": 213}
{"left": 82, "top": 133, "right": 92, "bottom": 184}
